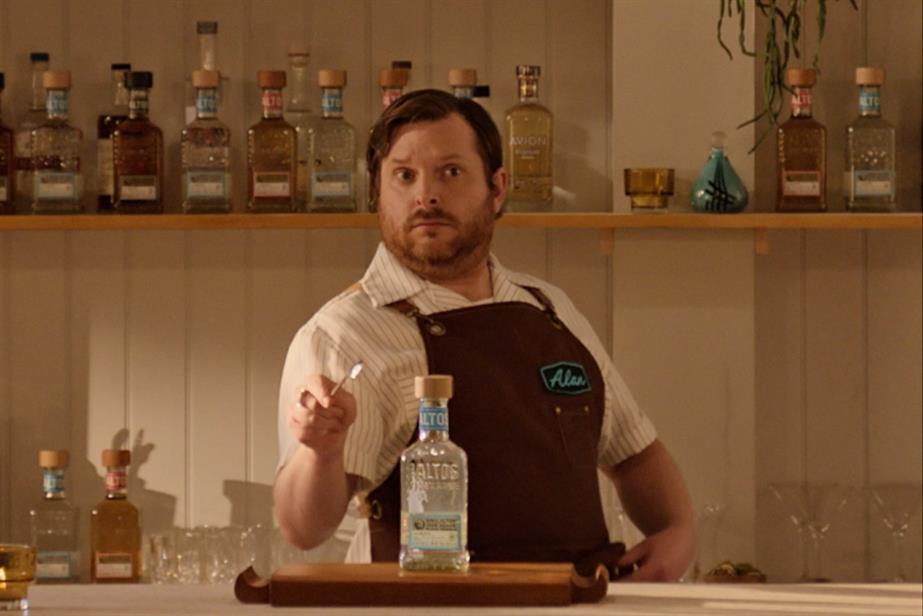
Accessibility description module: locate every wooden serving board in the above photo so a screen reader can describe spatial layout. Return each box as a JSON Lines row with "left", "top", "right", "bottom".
{"left": 235, "top": 562, "right": 609, "bottom": 606}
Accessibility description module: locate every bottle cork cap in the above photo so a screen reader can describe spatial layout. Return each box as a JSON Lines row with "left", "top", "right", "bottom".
{"left": 391, "top": 60, "right": 412, "bottom": 71}
{"left": 516, "top": 65, "right": 541, "bottom": 78}
{"left": 30, "top": 52, "right": 50, "bottom": 63}
{"left": 379, "top": 68, "right": 408, "bottom": 88}
{"left": 448, "top": 68, "right": 477, "bottom": 87}
{"left": 288, "top": 43, "right": 309, "bottom": 57}
{"left": 785, "top": 68, "right": 816, "bottom": 87}
{"left": 196, "top": 21, "right": 218, "bottom": 35}
{"left": 42, "top": 70, "right": 71, "bottom": 89}
{"left": 101, "top": 449, "right": 131, "bottom": 467}
{"left": 257, "top": 70, "right": 286, "bottom": 88}
{"left": 39, "top": 450, "right": 68, "bottom": 468}
{"left": 855, "top": 67, "right": 884, "bottom": 85}
{"left": 111, "top": 63, "right": 131, "bottom": 71}
{"left": 124, "top": 71, "right": 153, "bottom": 90}
{"left": 318, "top": 69, "right": 347, "bottom": 87}
{"left": 192, "top": 69, "right": 220, "bottom": 88}
{"left": 415, "top": 375, "right": 453, "bottom": 399}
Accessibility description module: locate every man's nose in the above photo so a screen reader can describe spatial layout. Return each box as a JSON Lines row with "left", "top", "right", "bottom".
{"left": 414, "top": 174, "right": 441, "bottom": 207}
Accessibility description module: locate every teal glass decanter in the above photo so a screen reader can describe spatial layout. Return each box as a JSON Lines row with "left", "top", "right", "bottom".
{"left": 690, "top": 131, "right": 748, "bottom": 213}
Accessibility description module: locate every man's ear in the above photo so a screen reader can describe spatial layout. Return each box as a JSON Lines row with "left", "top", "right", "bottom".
{"left": 491, "top": 167, "right": 508, "bottom": 218}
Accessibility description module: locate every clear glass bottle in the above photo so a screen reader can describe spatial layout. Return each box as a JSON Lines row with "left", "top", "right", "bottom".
{"left": 185, "top": 21, "right": 219, "bottom": 125}
{"left": 0, "top": 73, "right": 14, "bottom": 214}
{"left": 31, "top": 70, "right": 83, "bottom": 214}
{"left": 448, "top": 68, "right": 477, "bottom": 100}
{"left": 776, "top": 68, "right": 826, "bottom": 212}
{"left": 90, "top": 449, "right": 141, "bottom": 583}
{"left": 113, "top": 71, "right": 163, "bottom": 213}
{"left": 248, "top": 70, "right": 296, "bottom": 212}
{"left": 15, "top": 52, "right": 49, "bottom": 208}
{"left": 96, "top": 63, "right": 131, "bottom": 213}
{"left": 182, "top": 69, "right": 231, "bottom": 213}
{"left": 690, "top": 131, "right": 748, "bottom": 213}
{"left": 400, "top": 375, "right": 469, "bottom": 572}
{"left": 379, "top": 68, "right": 408, "bottom": 109}
{"left": 504, "top": 65, "right": 553, "bottom": 211}
{"left": 846, "top": 67, "right": 896, "bottom": 212}
{"left": 307, "top": 69, "right": 356, "bottom": 213}
{"left": 285, "top": 46, "right": 314, "bottom": 210}
{"left": 29, "top": 450, "right": 79, "bottom": 583}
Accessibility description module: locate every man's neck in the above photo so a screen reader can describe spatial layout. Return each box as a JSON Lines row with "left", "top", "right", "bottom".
{"left": 428, "top": 258, "right": 493, "bottom": 302}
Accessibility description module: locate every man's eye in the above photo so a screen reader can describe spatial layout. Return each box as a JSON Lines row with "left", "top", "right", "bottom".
{"left": 395, "top": 169, "right": 414, "bottom": 181}
{"left": 445, "top": 166, "right": 462, "bottom": 177}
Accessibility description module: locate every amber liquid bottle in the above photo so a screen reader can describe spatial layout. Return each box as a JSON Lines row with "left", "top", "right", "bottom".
{"left": 504, "top": 65, "right": 553, "bottom": 212}
{"left": 90, "top": 449, "right": 140, "bottom": 583}
{"left": 96, "top": 63, "right": 130, "bottom": 212}
{"left": 113, "top": 71, "right": 163, "bottom": 213}
{"left": 0, "top": 72, "right": 14, "bottom": 214}
{"left": 247, "top": 70, "right": 296, "bottom": 212}
{"left": 776, "top": 68, "right": 826, "bottom": 212}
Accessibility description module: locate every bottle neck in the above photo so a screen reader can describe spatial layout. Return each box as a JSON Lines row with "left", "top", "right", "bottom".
{"left": 518, "top": 78, "right": 539, "bottom": 103}
{"left": 46, "top": 89, "right": 69, "bottom": 120}
{"left": 199, "top": 33, "right": 216, "bottom": 70}
{"left": 104, "top": 465, "right": 128, "bottom": 499}
{"left": 42, "top": 468, "right": 67, "bottom": 500}
{"left": 261, "top": 88, "right": 284, "bottom": 119}
{"left": 129, "top": 88, "right": 150, "bottom": 119}
{"left": 858, "top": 85, "right": 881, "bottom": 117}
{"left": 452, "top": 86, "right": 475, "bottom": 100}
{"left": 113, "top": 77, "right": 129, "bottom": 109}
{"left": 195, "top": 87, "right": 218, "bottom": 119}
{"left": 321, "top": 87, "right": 344, "bottom": 118}
{"left": 287, "top": 60, "right": 310, "bottom": 112}
{"left": 418, "top": 397, "right": 450, "bottom": 442}
{"left": 791, "top": 86, "right": 814, "bottom": 118}
{"left": 31, "top": 62, "right": 48, "bottom": 110}
{"left": 380, "top": 86, "right": 403, "bottom": 109}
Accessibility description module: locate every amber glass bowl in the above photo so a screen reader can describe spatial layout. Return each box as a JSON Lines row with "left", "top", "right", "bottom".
{"left": 624, "top": 168, "right": 674, "bottom": 211}
{"left": 0, "top": 544, "right": 36, "bottom": 611}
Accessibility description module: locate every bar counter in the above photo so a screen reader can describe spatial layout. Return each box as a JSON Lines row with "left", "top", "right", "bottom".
{"left": 27, "top": 582, "right": 923, "bottom": 615}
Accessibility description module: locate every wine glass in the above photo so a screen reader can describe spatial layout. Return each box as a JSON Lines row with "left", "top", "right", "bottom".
{"left": 869, "top": 483, "right": 922, "bottom": 582}
{"left": 692, "top": 502, "right": 726, "bottom": 581}
{"left": 769, "top": 481, "right": 851, "bottom": 582}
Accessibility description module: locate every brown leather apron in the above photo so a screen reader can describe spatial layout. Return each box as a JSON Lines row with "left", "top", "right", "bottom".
{"left": 365, "top": 286, "right": 625, "bottom": 575}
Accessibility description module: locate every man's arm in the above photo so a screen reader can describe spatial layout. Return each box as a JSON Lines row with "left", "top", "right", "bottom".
{"left": 602, "top": 439, "right": 695, "bottom": 581}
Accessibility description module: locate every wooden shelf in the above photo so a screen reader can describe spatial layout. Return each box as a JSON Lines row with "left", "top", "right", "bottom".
{"left": 0, "top": 212, "right": 919, "bottom": 232}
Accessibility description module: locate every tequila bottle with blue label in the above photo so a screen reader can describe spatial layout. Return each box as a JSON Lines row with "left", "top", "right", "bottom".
{"left": 776, "top": 68, "right": 826, "bottom": 212}
{"left": 306, "top": 69, "right": 356, "bottom": 213}
{"left": 31, "top": 70, "right": 83, "bottom": 213}
{"left": 449, "top": 68, "right": 477, "bottom": 100}
{"left": 400, "top": 375, "right": 470, "bottom": 572}
{"left": 113, "top": 71, "right": 163, "bottom": 213}
{"left": 846, "top": 67, "right": 896, "bottom": 212}
{"left": 182, "top": 69, "right": 231, "bottom": 213}
{"left": 29, "top": 450, "right": 79, "bottom": 583}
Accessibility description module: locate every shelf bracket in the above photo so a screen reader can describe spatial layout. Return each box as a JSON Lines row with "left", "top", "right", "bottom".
{"left": 598, "top": 229, "right": 614, "bottom": 256}
{"left": 754, "top": 228, "right": 770, "bottom": 255}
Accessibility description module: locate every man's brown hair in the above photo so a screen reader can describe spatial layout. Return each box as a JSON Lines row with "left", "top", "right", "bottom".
{"left": 366, "top": 89, "right": 503, "bottom": 212}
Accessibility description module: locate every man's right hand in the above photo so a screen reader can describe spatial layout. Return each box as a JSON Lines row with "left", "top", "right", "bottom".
{"left": 288, "top": 374, "right": 358, "bottom": 458}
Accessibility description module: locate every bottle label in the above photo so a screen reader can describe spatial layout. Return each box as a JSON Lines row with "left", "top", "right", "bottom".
{"left": 311, "top": 171, "right": 352, "bottom": 198}
{"left": 35, "top": 171, "right": 77, "bottom": 200}
{"left": 453, "top": 86, "right": 475, "bottom": 100}
{"left": 196, "top": 89, "right": 218, "bottom": 117}
{"left": 792, "top": 88, "right": 813, "bottom": 116}
{"left": 97, "top": 139, "right": 114, "bottom": 197}
{"left": 419, "top": 405, "right": 449, "bottom": 432}
{"left": 321, "top": 90, "right": 343, "bottom": 115}
{"left": 381, "top": 88, "right": 402, "bottom": 108}
{"left": 0, "top": 177, "right": 7, "bottom": 202}
{"left": 129, "top": 92, "right": 149, "bottom": 116}
{"left": 119, "top": 175, "right": 158, "bottom": 201}
{"left": 47, "top": 90, "right": 69, "bottom": 116}
{"left": 403, "top": 512, "right": 465, "bottom": 551}
{"left": 852, "top": 170, "right": 893, "bottom": 197}
{"left": 37, "top": 550, "right": 76, "bottom": 579}
{"left": 858, "top": 86, "right": 880, "bottom": 115}
{"left": 253, "top": 171, "right": 291, "bottom": 198}
{"left": 42, "top": 468, "right": 66, "bottom": 494}
{"left": 510, "top": 135, "right": 550, "bottom": 161}
{"left": 782, "top": 171, "right": 821, "bottom": 197}
{"left": 105, "top": 469, "right": 127, "bottom": 492}
{"left": 185, "top": 170, "right": 228, "bottom": 198}
{"left": 94, "top": 552, "right": 134, "bottom": 579}
{"left": 261, "top": 91, "right": 283, "bottom": 116}
{"left": 14, "top": 131, "right": 32, "bottom": 161}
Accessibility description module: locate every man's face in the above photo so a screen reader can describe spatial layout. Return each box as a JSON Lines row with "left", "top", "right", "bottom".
{"left": 377, "top": 113, "right": 507, "bottom": 282}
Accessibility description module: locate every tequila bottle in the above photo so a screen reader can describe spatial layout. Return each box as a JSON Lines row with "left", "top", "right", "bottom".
{"left": 307, "top": 69, "right": 356, "bottom": 212}
{"left": 0, "top": 73, "right": 14, "bottom": 214}
{"left": 248, "top": 70, "right": 296, "bottom": 212}
{"left": 29, "top": 450, "right": 79, "bottom": 583}
{"left": 90, "top": 449, "right": 141, "bottom": 583}
{"left": 504, "top": 65, "right": 553, "bottom": 211}
{"left": 285, "top": 46, "right": 314, "bottom": 210}
{"left": 113, "top": 71, "right": 163, "bottom": 213}
{"left": 448, "top": 68, "right": 477, "bottom": 100}
{"left": 846, "top": 67, "right": 896, "bottom": 211}
{"left": 31, "top": 70, "right": 83, "bottom": 214}
{"left": 777, "top": 68, "right": 826, "bottom": 212}
{"left": 400, "top": 375, "right": 469, "bottom": 572}
{"left": 15, "top": 52, "right": 49, "bottom": 208}
{"left": 96, "top": 63, "right": 131, "bottom": 213}
{"left": 185, "top": 21, "right": 219, "bottom": 124}
{"left": 379, "top": 68, "right": 408, "bottom": 109}
{"left": 182, "top": 69, "right": 231, "bottom": 213}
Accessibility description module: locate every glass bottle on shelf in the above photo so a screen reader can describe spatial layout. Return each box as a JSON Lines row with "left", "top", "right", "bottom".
{"left": 504, "top": 65, "right": 553, "bottom": 212}
{"left": 379, "top": 68, "right": 408, "bottom": 109}
{"left": 96, "top": 63, "right": 131, "bottom": 213}
{"left": 448, "top": 68, "right": 477, "bottom": 100}
{"left": 0, "top": 73, "right": 14, "bottom": 214}
{"left": 185, "top": 20, "right": 219, "bottom": 125}
{"left": 31, "top": 70, "right": 83, "bottom": 214}
{"left": 285, "top": 46, "right": 314, "bottom": 210}
{"left": 248, "top": 70, "right": 296, "bottom": 212}
{"left": 15, "top": 52, "right": 50, "bottom": 208}
{"left": 113, "top": 71, "right": 163, "bottom": 214}
{"left": 307, "top": 69, "right": 356, "bottom": 213}
{"left": 776, "top": 68, "right": 825, "bottom": 212}
{"left": 29, "top": 450, "right": 79, "bottom": 583}
{"left": 90, "top": 449, "right": 141, "bottom": 583}
{"left": 181, "top": 69, "right": 231, "bottom": 213}
{"left": 472, "top": 85, "right": 491, "bottom": 108}
{"left": 690, "top": 131, "right": 748, "bottom": 213}
{"left": 391, "top": 60, "right": 412, "bottom": 89}
{"left": 846, "top": 67, "right": 896, "bottom": 212}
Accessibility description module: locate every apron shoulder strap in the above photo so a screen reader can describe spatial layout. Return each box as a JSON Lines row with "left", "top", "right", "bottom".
{"left": 521, "top": 285, "right": 564, "bottom": 329}
{"left": 385, "top": 298, "right": 447, "bottom": 336}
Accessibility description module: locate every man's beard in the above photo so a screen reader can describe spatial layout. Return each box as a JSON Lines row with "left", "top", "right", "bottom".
{"left": 381, "top": 198, "right": 495, "bottom": 282}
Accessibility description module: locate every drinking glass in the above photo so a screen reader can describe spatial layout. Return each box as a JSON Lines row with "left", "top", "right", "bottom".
{"left": 692, "top": 502, "right": 726, "bottom": 581}
{"left": 0, "top": 544, "right": 35, "bottom": 611}
{"left": 869, "top": 483, "right": 922, "bottom": 582}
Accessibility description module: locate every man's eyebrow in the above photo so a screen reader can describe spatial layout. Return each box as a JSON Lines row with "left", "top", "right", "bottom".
{"left": 386, "top": 154, "right": 466, "bottom": 165}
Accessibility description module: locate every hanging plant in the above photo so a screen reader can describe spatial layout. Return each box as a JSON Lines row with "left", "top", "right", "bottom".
{"left": 717, "top": 0, "right": 858, "bottom": 152}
